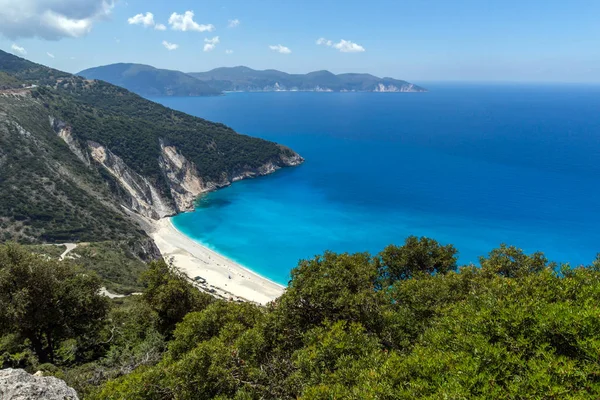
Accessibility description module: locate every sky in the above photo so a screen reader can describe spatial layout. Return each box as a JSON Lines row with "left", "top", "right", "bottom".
{"left": 0, "top": 0, "right": 599, "bottom": 83}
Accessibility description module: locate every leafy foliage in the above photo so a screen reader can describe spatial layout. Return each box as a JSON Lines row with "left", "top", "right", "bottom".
{"left": 92, "top": 240, "right": 600, "bottom": 399}
{"left": 0, "top": 244, "right": 108, "bottom": 364}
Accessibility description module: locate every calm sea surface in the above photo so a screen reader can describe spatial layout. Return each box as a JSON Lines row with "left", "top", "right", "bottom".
{"left": 153, "top": 84, "right": 600, "bottom": 285}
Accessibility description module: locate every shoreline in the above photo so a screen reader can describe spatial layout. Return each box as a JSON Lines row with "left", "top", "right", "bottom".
{"left": 149, "top": 217, "right": 285, "bottom": 305}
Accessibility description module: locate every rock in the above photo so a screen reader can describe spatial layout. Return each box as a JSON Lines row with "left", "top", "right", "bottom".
{"left": 0, "top": 368, "right": 79, "bottom": 400}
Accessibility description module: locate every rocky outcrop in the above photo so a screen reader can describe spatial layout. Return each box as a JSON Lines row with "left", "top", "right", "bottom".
{"left": 158, "top": 140, "right": 213, "bottom": 212}
{"left": 158, "top": 139, "right": 304, "bottom": 212}
{"left": 374, "top": 83, "right": 419, "bottom": 92}
{"left": 0, "top": 369, "right": 78, "bottom": 400}
{"left": 88, "top": 141, "right": 176, "bottom": 219}
{"left": 47, "top": 121, "right": 303, "bottom": 219}
{"left": 49, "top": 117, "right": 90, "bottom": 166}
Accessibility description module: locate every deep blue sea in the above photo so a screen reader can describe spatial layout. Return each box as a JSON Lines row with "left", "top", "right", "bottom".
{"left": 153, "top": 84, "right": 600, "bottom": 285}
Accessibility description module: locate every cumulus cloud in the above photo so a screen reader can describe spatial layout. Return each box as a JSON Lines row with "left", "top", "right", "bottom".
{"left": 127, "top": 12, "right": 154, "bottom": 27}
{"left": 317, "top": 37, "right": 366, "bottom": 53}
{"left": 46, "top": 51, "right": 55, "bottom": 58}
{"left": 0, "top": 0, "right": 114, "bottom": 40}
{"left": 162, "top": 40, "right": 178, "bottom": 50}
{"left": 269, "top": 44, "right": 291, "bottom": 54}
{"left": 316, "top": 37, "right": 332, "bottom": 46}
{"left": 228, "top": 19, "right": 239, "bottom": 28}
{"left": 169, "top": 11, "right": 214, "bottom": 32}
{"left": 225, "top": 49, "right": 233, "bottom": 54}
{"left": 203, "top": 36, "right": 219, "bottom": 52}
{"left": 333, "top": 39, "right": 365, "bottom": 53}
{"left": 128, "top": 12, "right": 166, "bottom": 31}
{"left": 11, "top": 44, "right": 27, "bottom": 55}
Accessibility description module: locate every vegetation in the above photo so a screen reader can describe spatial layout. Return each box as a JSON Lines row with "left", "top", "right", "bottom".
{"left": 78, "top": 63, "right": 221, "bottom": 97}
{"left": 0, "top": 50, "right": 300, "bottom": 245}
{"left": 2, "top": 238, "right": 600, "bottom": 399}
{"left": 0, "top": 91, "right": 143, "bottom": 244}
{"left": 0, "top": 71, "right": 22, "bottom": 89}
{"left": 189, "top": 66, "right": 427, "bottom": 92}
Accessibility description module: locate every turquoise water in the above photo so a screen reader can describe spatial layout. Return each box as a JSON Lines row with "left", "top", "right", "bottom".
{"left": 154, "top": 84, "right": 600, "bottom": 285}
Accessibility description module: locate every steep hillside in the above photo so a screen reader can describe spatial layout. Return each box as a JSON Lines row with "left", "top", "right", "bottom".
{"left": 78, "top": 63, "right": 221, "bottom": 97}
{"left": 189, "top": 66, "right": 427, "bottom": 92}
{"left": 0, "top": 51, "right": 303, "bottom": 244}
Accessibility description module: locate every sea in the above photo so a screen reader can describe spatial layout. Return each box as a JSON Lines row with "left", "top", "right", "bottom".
{"left": 152, "top": 83, "right": 600, "bottom": 285}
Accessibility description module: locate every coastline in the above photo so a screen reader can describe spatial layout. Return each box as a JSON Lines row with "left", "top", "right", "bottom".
{"left": 149, "top": 217, "right": 285, "bottom": 305}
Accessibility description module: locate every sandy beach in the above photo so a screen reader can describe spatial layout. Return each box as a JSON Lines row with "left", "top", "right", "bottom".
{"left": 149, "top": 218, "right": 285, "bottom": 305}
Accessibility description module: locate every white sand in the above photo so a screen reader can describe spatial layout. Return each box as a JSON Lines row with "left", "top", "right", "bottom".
{"left": 150, "top": 218, "right": 285, "bottom": 304}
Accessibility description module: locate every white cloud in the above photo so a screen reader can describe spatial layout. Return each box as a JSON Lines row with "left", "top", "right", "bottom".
{"left": 46, "top": 51, "right": 55, "bottom": 58}
{"left": 203, "top": 36, "right": 219, "bottom": 52}
{"left": 316, "top": 37, "right": 332, "bottom": 46}
{"left": 225, "top": 49, "right": 233, "bottom": 54}
{"left": 269, "top": 44, "right": 291, "bottom": 54}
{"left": 169, "top": 11, "right": 214, "bottom": 32}
{"left": 127, "top": 12, "right": 154, "bottom": 27}
{"left": 128, "top": 12, "right": 167, "bottom": 31}
{"left": 332, "top": 39, "right": 365, "bottom": 53}
{"left": 162, "top": 40, "right": 178, "bottom": 50}
{"left": 11, "top": 43, "right": 26, "bottom": 55}
{"left": 228, "top": 18, "right": 239, "bottom": 28}
{"left": 0, "top": 0, "right": 114, "bottom": 40}
{"left": 317, "top": 37, "right": 366, "bottom": 53}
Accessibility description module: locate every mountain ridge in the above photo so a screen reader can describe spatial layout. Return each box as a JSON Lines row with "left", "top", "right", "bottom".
{"left": 77, "top": 63, "right": 426, "bottom": 96}
{"left": 78, "top": 63, "right": 221, "bottom": 97}
{"left": 188, "top": 66, "right": 427, "bottom": 92}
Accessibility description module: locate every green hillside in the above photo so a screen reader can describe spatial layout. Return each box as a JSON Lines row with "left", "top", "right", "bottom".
{"left": 78, "top": 63, "right": 221, "bottom": 97}
{"left": 0, "top": 50, "right": 302, "bottom": 244}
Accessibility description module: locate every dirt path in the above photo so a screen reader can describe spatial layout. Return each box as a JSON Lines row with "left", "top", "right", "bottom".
{"left": 59, "top": 243, "right": 77, "bottom": 261}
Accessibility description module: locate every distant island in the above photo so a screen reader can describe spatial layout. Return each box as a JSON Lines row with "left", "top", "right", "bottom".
{"left": 188, "top": 66, "right": 427, "bottom": 93}
{"left": 78, "top": 63, "right": 221, "bottom": 97}
{"left": 78, "top": 63, "right": 426, "bottom": 97}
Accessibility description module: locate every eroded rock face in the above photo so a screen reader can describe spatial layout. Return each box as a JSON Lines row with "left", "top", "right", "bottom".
{"left": 159, "top": 139, "right": 211, "bottom": 212}
{"left": 88, "top": 141, "right": 176, "bottom": 219}
{"left": 0, "top": 369, "right": 78, "bottom": 400}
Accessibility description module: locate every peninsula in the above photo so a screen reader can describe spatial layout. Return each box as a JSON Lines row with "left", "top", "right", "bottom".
{"left": 78, "top": 63, "right": 426, "bottom": 97}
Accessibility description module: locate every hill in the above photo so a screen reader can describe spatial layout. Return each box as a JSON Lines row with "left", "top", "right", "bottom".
{"left": 0, "top": 51, "right": 302, "bottom": 245}
{"left": 78, "top": 63, "right": 221, "bottom": 97}
{"left": 189, "top": 66, "right": 427, "bottom": 92}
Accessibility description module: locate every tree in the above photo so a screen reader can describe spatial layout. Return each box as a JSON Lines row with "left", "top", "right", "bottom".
{"left": 141, "top": 259, "right": 213, "bottom": 336}
{"left": 0, "top": 243, "right": 108, "bottom": 363}
{"left": 376, "top": 236, "right": 458, "bottom": 286}
{"left": 479, "top": 244, "right": 552, "bottom": 278}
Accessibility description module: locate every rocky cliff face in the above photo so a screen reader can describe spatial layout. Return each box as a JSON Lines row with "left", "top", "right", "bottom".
{"left": 158, "top": 139, "right": 211, "bottom": 212}
{"left": 52, "top": 120, "right": 303, "bottom": 219}
{"left": 373, "top": 83, "right": 420, "bottom": 92}
{"left": 88, "top": 141, "right": 176, "bottom": 219}
{"left": 0, "top": 369, "right": 79, "bottom": 400}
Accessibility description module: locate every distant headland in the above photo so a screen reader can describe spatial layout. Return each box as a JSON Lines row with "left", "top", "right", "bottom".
{"left": 78, "top": 63, "right": 427, "bottom": 97}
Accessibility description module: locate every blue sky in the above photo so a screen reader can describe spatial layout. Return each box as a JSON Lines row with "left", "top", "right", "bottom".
{"left": 0, "top": 0, "right": 599, "bottom": 83}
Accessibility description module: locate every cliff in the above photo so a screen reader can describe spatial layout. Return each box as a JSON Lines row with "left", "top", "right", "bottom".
{"left": 0, "top": 50, "right": 303, "bottom": 243}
